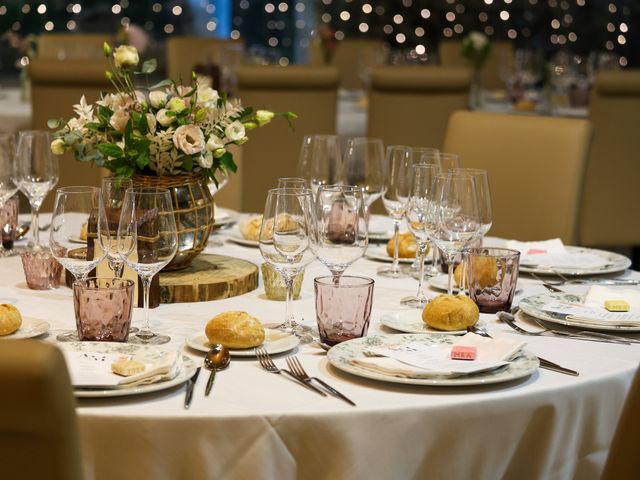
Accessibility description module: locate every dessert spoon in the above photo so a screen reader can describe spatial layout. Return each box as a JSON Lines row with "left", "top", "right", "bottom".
{"left": 204, "top": 344, "right": 230, "bottom": 396}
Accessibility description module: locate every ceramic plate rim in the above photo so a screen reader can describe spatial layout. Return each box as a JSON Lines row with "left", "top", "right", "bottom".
{"left": 428, "top": 274, "right": 523, "bottom": 295}
{"left": 1, "top": 317, "right": 50, "bottom": 339}
{"left": 379, "top": 311, "right": 466, "bottom": 335}
{"left": 365, "top": 245, "right": 416, "bottom": 264}
{"left": 519, "top": 246, "right": 631, "bottom": 276}
{"left": 327, "top": 334, "right": 538, "bottom": 386}
{"left": 185, "top": 329, "right": 300, "bottom": 357}
{"left": 227, "top": 231, "right": 258, "bottom": 247}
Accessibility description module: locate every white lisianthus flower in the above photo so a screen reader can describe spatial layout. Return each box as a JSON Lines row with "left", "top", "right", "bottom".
{"left": 213, "top": 148, "right": 226, "bottom": 158}
{"left": 50, "top": 138, "right": 65, "bottom": 155}
{"left": 176, "top": 85, "right": 191, "bottom": 97}
{"left": 146, "top": 113, "right": 157, "bottom": 134}
{"left": 134, "top": 90, "right": 148, "bottom": 107}
{"left": 149, "top": 90, "right": 168, "bottom": 109}
{"left": 167, "top": 96, "right": 187, "bottom": 113}
{"left": 225, "top": 121, "right": 245, "bottom": 142}
{"left": 156, "top": 109, "right": 175, "bottom": 127}
{"left": 173, "top": 124, "right": 205, "bottom": 155}
{"left": 110, "top": 108, "right": 130, "bottom": 132}
{"left": 113, "top": 45, "right": 139, "bottom": 68}
{"left": 206, "top": 135, "right": 225, "bottom": 152}
{"left": 469, "top": 31, "right": 488, "bottom": 50}
{"left": 198, "top": 150, "right": 213, "bottom": 168}
{"left": 255, "top": 110, "right": 274, "bottom": 126}
{"left": 197, "top": 86, "right": 219, "bottom": 106}
{"left": 67, "top": 118, "right": 82, "bottom": 131}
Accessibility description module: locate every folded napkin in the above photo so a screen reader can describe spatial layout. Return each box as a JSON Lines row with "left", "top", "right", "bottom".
{"left": 351, "top": 333, "right": 526, "bottom": 379}
{"left": 506, "top": 238, "right": 609, "bottom": 270}
{"left": 63, "top": 350, "right": 182, "bottom": 389}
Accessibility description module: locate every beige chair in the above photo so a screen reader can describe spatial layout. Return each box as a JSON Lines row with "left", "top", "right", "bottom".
{"left": 234, "top": 65, "right": 339, "bottom": 212}
{"left": 579, "top": 70, "right": 640, "bottom": 247}
{"left": 166, "top": 36, "right": 244, "bottom": 85}
{"left": 368, "top": 66, "right": 471, "bottom": 150}
{"left": 601, "top": 366, "right": 640, "bottom": 479}
{"left": 29, "top": 58, "right": 111, "bottom": 211}
{"left": 442, "top": 111, "right": 592, "bottom": 243}
{"left": 439, "top": 40, "right": 514, "bottom": 91}
{"left": 37, "top": 33, "right": 112, "bottom": 61}
{"left": 0, "top": 340, "right": 83, "bottom": 480}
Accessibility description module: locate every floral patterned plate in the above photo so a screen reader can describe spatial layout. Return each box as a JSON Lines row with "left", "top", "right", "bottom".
{"left": 185, "top": 329, "right": 299, "bottom": 357}
{"left": 519, "top": 246, "right": 631, "bottom": 276}
{"left": 379, "top": 311, "right": 466, "bottom": 335}
{"left": 327, "top": 334, "right": 538, "bottom": 386}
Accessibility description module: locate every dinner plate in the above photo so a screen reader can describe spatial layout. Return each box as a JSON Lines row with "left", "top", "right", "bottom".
{"left": 0, "top": 317, "right": 50, "bottom": 339}
{"left": 519, "top": 246, "right": 631, "bottom": 276}
{"left": 69, "top": 236, "right": 87, "bottom": 244}
{"left": 327, "top": 334, "right": 538, "bottom": 386}
{"left": 379, "top": 310, "right": 466, "bottom": 335}
{"left": 185, "top": 328, "right": 300, "bottom": 357}
{"left": 214, "top": 207, "right": 239, "bottom": 228}
{"left": 365, "top": 245, "right": 417, "bottom": 264}
{"left": 428, "top": 274, "right": 523, "bottom": 294}
{"left": 519, "top": 292, "right": 640, "bottom": 332}
{"left": 227, "top": 231, "right": 258, "bottom": 248}
{"left": 58, "top": 342, "right": 197, "bottom": 398}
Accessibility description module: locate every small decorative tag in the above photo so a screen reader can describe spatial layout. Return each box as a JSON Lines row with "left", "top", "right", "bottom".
{"left": 604, "top": 300, "right": 630, "bottom": 312}
{"left": 451, "top": 345, "right": 477, "bottom": 361}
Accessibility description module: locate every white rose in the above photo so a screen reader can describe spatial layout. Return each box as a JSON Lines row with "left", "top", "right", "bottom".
{"left": 225, "top": 121, "right": 245, "bottom": 142}
{"left": 197, "top": 86, "right": 219, "bottom": 106}
{"left": 110, "top": 108, "right": 130, "bottom": 132}
{"left": 50, "top": 138, "right": 65, "bottom": 155}
{"left": 113, "top": 45, "right": 139, "bottom": 68}
{"left": 167, "top": 96, "right": 187, "bottom": 113}
{"left": 146, "top": 113, "right": 157, "bottom": 134}
{"left": 67, "top": 118, "right": 82, "bottom": 131}
{"left": 149, "top": 90, "right": 168, "bottom": 109}
{"left": 173, "top": 124, "right": 205, "bottom": 155}
{"left": 255, "top": 110, "right": 274, "bottom": 126}
{"left": 206, "top": 136, "right": 225, "bottom": 152}
{"left": 198, "top": 151, "right": 213, "bottom": 169}
{"left": 156, "top": 108, "right": 175, "bottom": 127}
{"left": 469, "top": 32, "right": 488, "bottom": 50}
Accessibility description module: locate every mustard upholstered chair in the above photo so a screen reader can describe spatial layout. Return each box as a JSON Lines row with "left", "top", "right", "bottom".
{"left": 0, "top": 340, "right": 83, "bottom": 480}
{"left": 442, "top": 111, "right": 592, "bottom": 243}
{"left": 438, "top": 40, "right": 514, "bottom": 91}
{"left": 578, "top": 70, "right": 640, "bottom": 247}
{"left": 601, "top": 366, "right": 640, "bottom": 480}
{"left": 37, "top": 33, "right": 112, "bottom": 61}
{"left": 29, "top": 58, "right": 111, "bottom": 211}
{"left": 368, "top": 66, "right": 471, "bottom": 150}
{"left": 167, "top": 36, "right": 244, "bottom": 85}
{"left": 234, "top": 65, "right": 339, "bottom": 212}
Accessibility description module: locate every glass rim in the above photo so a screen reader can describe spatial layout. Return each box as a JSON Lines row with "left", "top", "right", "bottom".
{"left": 452, "top": 167, "right": 488, "bottom": 176}
{"left": 267, "top": 187, "right": 313, "bottom": 196}
{"left": 316, "top": 184, "right": 363, "bottom": 193}
{"left": 17, "top": 130, "right": 53, "bottom": 137}
{"left": 72, "top": 277, "right": 135, "bottom": 289}
{"left": 56, "top": 185, "right": 101, "bottom": 194}
{"left": 303, "top": 133, "right": 338, "bottom": 141}
{"left": 20, "top": 248, "right": 56, "bottom": 259}
{"left": 467, "top": 247, "right": 521, "bottom": 258}
{"left": 314, "top": 275, "right": 374, "bottom": 288}
{"left": 347, "top": 136, "right": 383, "bottom": 145}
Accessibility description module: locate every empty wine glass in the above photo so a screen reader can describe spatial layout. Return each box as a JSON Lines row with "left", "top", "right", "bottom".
{"left": 379, "top": 145, "right": 412, "bottom": 278}
{"left": 14, "top": 131, "right": 59, "bottom": 247}
{"left": 259, "top": 188, "right": 316, "bottom": 340}
{"left": 314, "top": 185, "right": 368, "bottom": 284}
{"left": 401, "top": 164, "right": 439, "bottom": 308}
{"left": 342, "top": 137, "right": 386, "bottom": 210}
{"left": 99, "top": 176, "right": 133, "bottom": 278}
{"left": 117, "top": 187, "right": 178, "bottom": 345}
{"left": 297, "top": 134, "right": 343, "bottom": 195}
{"left": 0, "top": 134, "right": 17, "bottom": 207}
{"left": 434, "top": 153, "right": 461, "bottom": 173}
{"left": 430, "top": 173, "right": 482, "bottom": 295}
{"left": 278, "top": 177, "right": 307, "bottom": 189}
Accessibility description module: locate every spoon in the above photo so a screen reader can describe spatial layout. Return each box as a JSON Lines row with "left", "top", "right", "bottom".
{"left": 204, "top": 344, "right": 230, "bottom": 396}
{"left": 15, "top": 224, "right": 29, "bottom": 240}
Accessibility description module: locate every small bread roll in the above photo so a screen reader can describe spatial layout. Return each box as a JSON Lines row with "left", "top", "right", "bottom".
{"left": 0, "top": 304, "right": 22, "bottom": 336}
{"left": 468, "top": 256, "right": 498, "bottom": 289}
{"left": 205, "top": 311, "right": 265, "bottom": 349}
{"left": 386, "top": 233, "right": 418, "bottom": 259}
{"left": 422, "top": 295, "right": 479, "bottom": 331}
{"left": 80, "top": 223, "right": 88, "bottom": 241}
{"left": 240, "top": 215, "right": 263, "bottom": 241}
{"left": 241, "top": 214, "right": 297, "bottom": 242}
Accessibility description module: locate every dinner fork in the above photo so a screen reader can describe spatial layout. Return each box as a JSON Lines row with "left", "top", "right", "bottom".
{"left": 285, "top": 356, "right": 356, "bottom": 406}
{"left": 539, "top": 270, "right": 639, "bottom": 287}
{"left": 530, "top": 272, "right": 565, "bottom": 293}
{"left": 255, "top": 347, "right": 326, "bottom": 396}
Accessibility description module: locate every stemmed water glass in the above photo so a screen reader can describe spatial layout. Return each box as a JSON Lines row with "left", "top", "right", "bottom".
{"left": 259, "top": 188, "right": 316, "bottom": 340}
{"left": 314, "top": 185, "right": 368, "bottom": 284}
{"left": 278, "top": 177, "right": 307, "bottom": 189}
{"left": 342, "top": 137, "right": 386, "bottom": 210}
{"left": 99, "top": 177, "right": 133, "bottom": 278}
{"left": 379, "top": 145, "right": 412, "bottom": 278}
{"left": 14, "top": 131, "right": 59, "bottom": 247}
{"left": 430, "top": 173, "right": 482, "bottom": 295}
{"left": 401, "top": 164, "right": 439, "bottom": 308}
{"left": 0, "top": 134, "right": 19, "bottom": 257}
{"left": 117, "top": 187, "right": 178, "bottom": 345}
{"left": 297, "top": 134, "right": 343, "bottom": 195}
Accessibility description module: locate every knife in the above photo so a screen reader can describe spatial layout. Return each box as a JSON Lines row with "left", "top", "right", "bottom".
{"left": 537, "top": 357, "right": 579, "bottom": 376}
{"left": 184, "top": 367, "right": 201, "bottom": 410}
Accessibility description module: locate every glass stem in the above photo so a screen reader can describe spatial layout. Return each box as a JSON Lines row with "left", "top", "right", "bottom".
{"left": 447, "top": 254, "right": 455, "bottom": 295}
{"left": 139, "top": 276, "right": 152, "bottom": 337}
{"left": 428, "top": 242, "right": 440, "bottom": 276}
{"left": 460, "top": 250, "right": 468, "bottom": 296}
{"left": 416, "top": 242, "right": 427, "bottom": 301}
{"left": 114, "top": 261, "right": 125, "bottom": 279}
{"left": 31, "top": 206, "right": 39, "bottom": 246}
{"left": 391, "top": 219, "right": 400, "bottom": 272}
{"left": 283, "top": 272, "right": 295, "bottom": 329}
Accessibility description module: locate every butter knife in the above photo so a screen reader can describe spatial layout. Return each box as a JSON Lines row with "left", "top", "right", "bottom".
{"left": 184, "top": 367, "right": 201, "bottom": 410}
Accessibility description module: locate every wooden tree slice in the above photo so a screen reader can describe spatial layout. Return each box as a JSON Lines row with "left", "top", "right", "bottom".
{"left": 159, "top": 254, "right": 259, "bottom": 303}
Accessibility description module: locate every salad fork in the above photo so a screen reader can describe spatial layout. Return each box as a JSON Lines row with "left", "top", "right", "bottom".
{"left": 286, "top": 356, "right": 356, "bottom": 406}
{"left": 255, "top": 347, "right": 326, "bottom": 396}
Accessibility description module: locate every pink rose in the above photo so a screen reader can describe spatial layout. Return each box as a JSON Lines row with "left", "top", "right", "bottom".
{"left": 173, "top": 124, "right": 205, "bottom": 155}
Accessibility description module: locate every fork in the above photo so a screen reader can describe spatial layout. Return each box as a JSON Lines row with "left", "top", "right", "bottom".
{"left": 255, "top": 347, "right": 326, "bottom": 396}
{"left": 539, "top": 270, "right": 639, "bottom": 287}
{"left": 530, "top": 272, "right": 565, "bottom": 293}
{"left": 286, "top": 356, "right": 356, "bottom": 406}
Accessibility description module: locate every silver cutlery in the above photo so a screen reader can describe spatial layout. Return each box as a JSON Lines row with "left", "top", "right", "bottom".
{"left": 204, "top": 344, "right": 230, "bottom": 397}
{"left": 285, "top": 355, "right": 356, "bottom": 406}
{"left": 255, "top": 347, "right": 326, "bottom": 397}
{"left": 529, "top": 271, "right": 638, "bottom": 287}
{"left": 184, "top": 366, "right": 201, "bottom": 409}
{"left": 530, "top": 273, "right": 565, "bottom": 293}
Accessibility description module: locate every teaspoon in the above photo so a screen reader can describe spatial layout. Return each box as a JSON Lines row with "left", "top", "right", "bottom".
{"left": 204, "top": 344, "right": 230, "bottom": 396}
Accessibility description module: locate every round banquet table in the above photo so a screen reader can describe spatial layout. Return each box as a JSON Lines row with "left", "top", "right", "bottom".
{"left": 1, "top": 215, "right": 639, "bottom": 480}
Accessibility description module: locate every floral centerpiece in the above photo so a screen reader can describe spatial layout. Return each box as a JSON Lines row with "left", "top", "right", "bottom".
{"left": 50, "top": 43, "right": 295, "bottom": 269}
{"left": 461, "top": 31, "right": 492, "bottom": 108}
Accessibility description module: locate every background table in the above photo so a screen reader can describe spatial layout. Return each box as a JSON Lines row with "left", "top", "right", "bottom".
{"left": 1, "top": 215, "right": 638, "bottom": 480}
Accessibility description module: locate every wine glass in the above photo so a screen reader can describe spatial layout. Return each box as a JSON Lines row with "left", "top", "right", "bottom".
{"left": 401, "top": 164, "right": 439, "bottom": 308}
{"left": 117, "top": 187, "right": 178, "bottom": 345}
{"left": 0, "top": 134, "right": 19, "bottom": 257}
{"left": 314, "top": 185, "right": 368, "bottom": 284}
{"left": 14, "top": 131, "right": 59, "bottom": 247}
{"left": 278, "top": 177, "right": 307, "bottom": 189}
{"left": 434, "top": 153, "right": 461, "bottom": 173}
{"left": 342, "top": 137, "right": 386, "bottom": 209}
{"left": 99, "top": 176, "right": 133, "bottom": 278}
{"left": 259, "top": 188, "right": 316, "bottom": 340}
{"left": 430, "top": 173, "right": 482, "bottom": 295}
{"left": 297, "top": 134, "right": 342, "bottom": 195}
{"left": 50, "top": 186, "right": 108, "bottom": 341}
{"left": 379, "top": 145, "right": 412, "bottom": 278}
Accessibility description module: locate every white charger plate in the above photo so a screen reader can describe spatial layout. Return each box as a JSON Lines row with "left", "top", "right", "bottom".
{"left": 519, "top": 246, "right": 631, "bottom": 276}
{"left": 1, "top": 317, "right": 50, "bottom": 339}
{"left": 379, "top": 310, "right": 466, "bottom": 335}
{"left": 327, "top": 334, "right": 538, "bottom": 386}
{"left": 185, "top": 328, "right": 299, "bottom": 357}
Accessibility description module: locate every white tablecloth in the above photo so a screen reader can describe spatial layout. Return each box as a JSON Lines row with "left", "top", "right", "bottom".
{"left": 1, "top": 216, "right": 639, "bottom": 480}
{"left": 0, "top": 87, "right": 31, "bottom": 133}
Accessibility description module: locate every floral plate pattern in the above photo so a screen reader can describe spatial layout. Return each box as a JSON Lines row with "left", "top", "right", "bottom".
{"left": 519, "top": 246, "right": 631, "bottom": 276}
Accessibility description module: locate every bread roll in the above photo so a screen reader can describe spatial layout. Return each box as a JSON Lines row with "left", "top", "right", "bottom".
{"left": 240, "top": 214, "right": 297, "bottom": 242}
{"left": 468, "top": 256, "right": 498, "bottom": 289}
{"left": 422, "top": 295, "right": 479, "bottom": 331}
{"left": 205, "top": 311, "right": 265, "bottom": 349}
{"left": 0, "top": 304, "right": 22, "bottom": 336}
{"left": 240, "top": 215, "right": 263, "bottom": 241}
{"left": 386, "top": 233, "right": 419, "bottom": 259}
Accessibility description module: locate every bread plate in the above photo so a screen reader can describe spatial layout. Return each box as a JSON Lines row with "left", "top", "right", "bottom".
{"left": 364, "top": 245, "right": 417, "bottom": 264}
{"left": 428, "top": 274, "right": 523, "bottom": 294}
{"left": 186, "top": 328, "right": 299, "bottom": 357}
{"left": 227, "top": 231, "right": 258, "bottom": 248}
{"left": 380, "top": 310, "right": 466, "bottom": 335}
{"left": 0, "top": 317, "right": 50, "bottom": 339}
